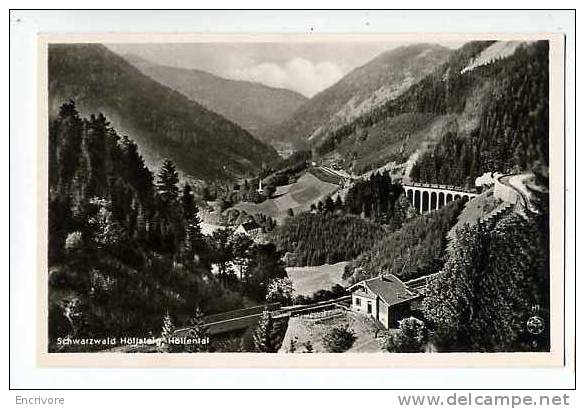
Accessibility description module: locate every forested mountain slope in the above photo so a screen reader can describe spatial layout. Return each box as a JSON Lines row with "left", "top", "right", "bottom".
{"left": 423, "top": 209, "right": 549, "bottom": 352}
{"left": 269, "top": 172, "right": 412, "bottom": 267}
{"left": 313, "top": 41, "right": 549, "bottom": 185}
{"left": 48, "top": 103, "right": 244, "bottom": 347}
{"left": 122, "top": 54, "right": 308, "bottom": 141}
{"left": 270, "top": 213, "right": 387, "bottom": 266}
{"left": 410, "top": 41, "right": 548, "bottom": 186}
{"left": 49, "top": 44, "right": 279, "bottom": 182}
{"left": 260, "top": 44, "right": 451, "bottom": 148}
{"left": 344, "top": 200, "right": 464, "bottom": 283}
{"left": 48, "top": 103, "right": 289, "bottom": 350}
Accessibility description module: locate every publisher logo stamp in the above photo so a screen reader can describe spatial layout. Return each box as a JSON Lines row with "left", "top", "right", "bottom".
{"left": 527, "top": 316, "right": 545, "bottom": 335}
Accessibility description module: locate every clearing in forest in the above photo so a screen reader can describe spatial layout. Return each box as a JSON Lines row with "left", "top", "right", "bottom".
{"left": 286, "top": 261, "right": 350, "bottom": 297}
{"left": 229, "top": 172, "right": 339, "bottom": 221}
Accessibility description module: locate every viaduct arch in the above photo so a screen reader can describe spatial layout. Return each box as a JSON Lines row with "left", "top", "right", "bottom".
{"left": 403, "top": 182, "right": 479, "bottom": 214}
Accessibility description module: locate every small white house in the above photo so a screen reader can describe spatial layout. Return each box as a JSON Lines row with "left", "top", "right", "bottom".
{"left": 348, "top": 274, "right": 419, "bottom": 329}
{"left": 234, "top": 220, "right": 262, "bottom": 237}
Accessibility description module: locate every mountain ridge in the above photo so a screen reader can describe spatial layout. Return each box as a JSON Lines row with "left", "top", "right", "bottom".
{"left": 120, "top": 53, "right": 308, "bottom": 140}
{"left": 49, "top": 44, "right": 280, "bottom": 182}
{"left": 311, "top": 40, "right": 548, "bottom": 186}
{"left": 259, "top": 43, "right": 453, "bottom": 148}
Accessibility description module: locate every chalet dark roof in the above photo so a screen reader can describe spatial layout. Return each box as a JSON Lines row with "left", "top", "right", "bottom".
{"left": 239, "top": 221, "right": 261, "bottom": 231}
{"left": 349, "top": 274, "right": 418, "bottom": 307}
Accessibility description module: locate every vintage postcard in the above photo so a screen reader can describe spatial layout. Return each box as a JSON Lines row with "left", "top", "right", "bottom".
{"left": 37, "top": 32, "right": 566, "bottom": 367}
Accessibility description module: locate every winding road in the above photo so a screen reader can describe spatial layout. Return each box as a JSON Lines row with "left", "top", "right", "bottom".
{"left": 497, "top": 173, "right": 533, "bottom": 211}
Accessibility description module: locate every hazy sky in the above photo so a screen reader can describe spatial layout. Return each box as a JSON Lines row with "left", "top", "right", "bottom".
{"left": 106, "top": 41, "right": 464, "bottom": 97}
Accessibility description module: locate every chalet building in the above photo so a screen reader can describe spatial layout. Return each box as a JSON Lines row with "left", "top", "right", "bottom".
{"left": 348, "top": 274, "right": 420, "bottom": 329}
{"left": 234, "top": 220, "right": 262, "bottom": 238}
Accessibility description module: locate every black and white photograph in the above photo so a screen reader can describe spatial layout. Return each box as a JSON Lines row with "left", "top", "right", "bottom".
{"left": 41, "top": 32, "right": 561, "bottom": 362}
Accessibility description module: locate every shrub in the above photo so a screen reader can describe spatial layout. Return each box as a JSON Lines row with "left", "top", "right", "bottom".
{"left": 64, "top": 231, "right": 83, "bottom": 253}
{"left": 266, "top": 277, "right": 295, "bottom": 306}
{"left": 287, "top": 336, "right": 299, "bottom": 353}
{"left": 385, "top": 317, "right": 427, "bottom": 353}
{"left": 322, "top": 325, "right": 356, "bottom": 352}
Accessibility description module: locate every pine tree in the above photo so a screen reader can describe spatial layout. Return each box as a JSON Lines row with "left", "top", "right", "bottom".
{"left": 334, "top": 195, "right": 343, "bottom": 210}
{"left": 181, "top": 183, "right": 206, "bottom": 264}
{"left": 324, "top": 196, "right": 335, "bottom": 213}
{"left": 88, "top": 197, "right": 126, "bottom": 249}
{"left": 186, "top": 307, "right": 208, "bottom": 352}
{"left": 189, "top": 307, "right": 206, "bottom": 334}
{"left": 160, "top": 311, "right": 176, "bottom": 352}
{"left": 156, "top": 159, "right": 179, "bottom": 201}
{"left": 181, "top": 183, "right": 195, "bottom": 219}
{"left": 253, "top": 310, "right": 277, "bottom": 352}
{"left": 211, "top": 228, "right": 235, "bottom": 276}
{"left": 231, "top": 233, "right": 254, "bottom": 278}
{"left": 135, "top": 204, "right": 148, "bottom": 238}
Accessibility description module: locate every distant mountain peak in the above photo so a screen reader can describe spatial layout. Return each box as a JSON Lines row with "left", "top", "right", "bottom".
{"left": 118, "top": 53, "right": 308, "bottom": 141}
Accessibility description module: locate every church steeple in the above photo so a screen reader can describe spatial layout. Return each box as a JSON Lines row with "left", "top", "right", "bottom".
{"left": 257, "top": 179, "right": 264, "bottom": 194}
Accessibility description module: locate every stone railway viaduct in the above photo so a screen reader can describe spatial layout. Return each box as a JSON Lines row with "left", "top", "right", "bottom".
{"left": 402, "top": 182, "right": 479, "bottom": 213}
